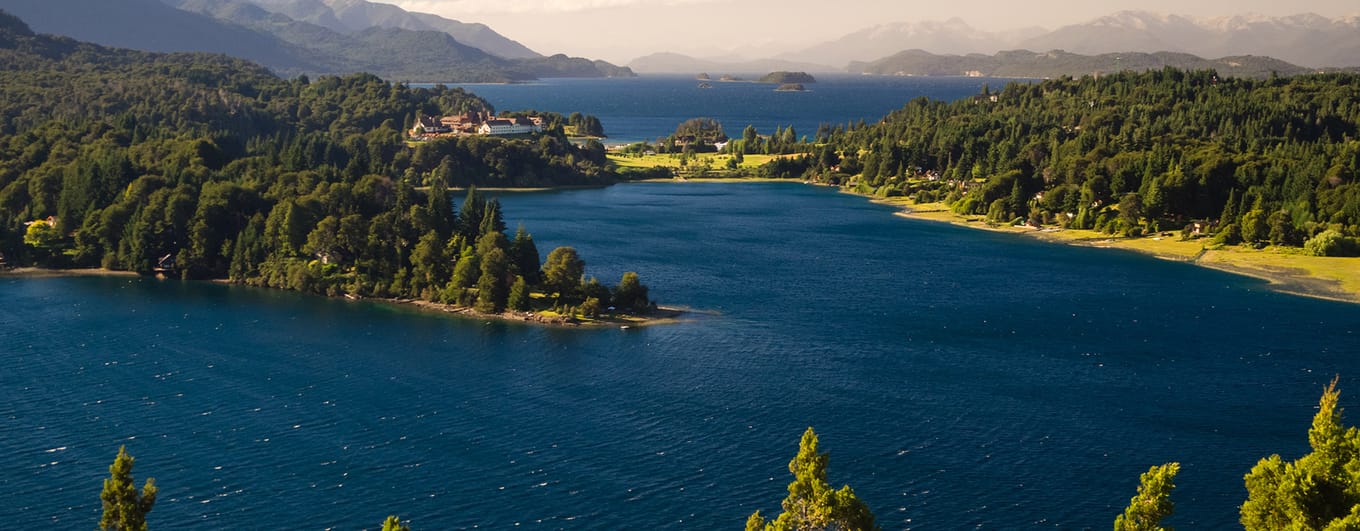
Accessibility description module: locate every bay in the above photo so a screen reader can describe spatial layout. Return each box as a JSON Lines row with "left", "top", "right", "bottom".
{"left": 436, "top": 75, "right": 1011, "bottom": 145}
{"left": 2, "top": 182, "right": 1358, "bottom": 529}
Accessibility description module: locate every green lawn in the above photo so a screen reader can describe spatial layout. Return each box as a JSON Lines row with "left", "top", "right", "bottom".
{"left": 607, "top": 152, "right": 779, "bottom": 171}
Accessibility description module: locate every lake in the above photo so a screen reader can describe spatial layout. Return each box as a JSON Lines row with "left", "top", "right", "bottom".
{"left": 3, "top": 182, "right": 1358, "bottom": 529}
{"left": 435, "top": 74, "right": 1016, "bottom": 145}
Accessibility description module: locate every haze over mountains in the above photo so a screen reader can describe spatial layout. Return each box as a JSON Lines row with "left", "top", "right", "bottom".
{"left": 0, "top": 0, "right": 633, "bottom": 82}
{"left": 628, "top": 10, "right": 1360, "bottom": 73}
{"left": 1, "top": 0, "right": 1353, "bottom": 80}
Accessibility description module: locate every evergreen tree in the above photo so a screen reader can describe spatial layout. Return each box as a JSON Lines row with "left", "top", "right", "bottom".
{"left": 450, "top": 246, "right": 480, "bottom": 289}
{"left": 542, "top": 246, "right": 585, "bottom": 303}
{"left": 1219, "top": 189, "right": 1240, "bottom": 226}
{"left": 474, "top": 247, "right": 510, "bottom": 313}
{"left": 100, "top": 446, "right": 157, "bottom": 531}
{"left": 581, "top": 276, "right": 611, "bottom": 308}
{"left": 1114, "top": 463, "right": 1180, "bottom": 531}
{"left": 1241, "top": 378, "right": 1360, "bottom": 530}
{"left": 742, "top": 125, "right": 759, "bottom": 154}
{"left": 613, "top": 271, "right": 649, "bottom": 311}
{"left": 509, "top": 225, "right": 541, "bottom": 284}
{"left": 479, "top": 199, "right": 506, "bottom": 236}
{"left": 381, "top": 515, "right": 411, "bottom": 531}
{"left": 747, "top": 427, "right": 877, "bottom": 531}
{"left": 1008, "top": 178, "right": 1027, "bottom": 220}
{"left": 427, "top": 162, "right": 454, "bottom": 237}
{"left": 507, "top": 275, "right": 530, "bottom": 311}
{"left": 409, "top": 230, "right": 448, "bottom": 300}
{"left": 457, "top": 187, "right": 486, "bottom": 242}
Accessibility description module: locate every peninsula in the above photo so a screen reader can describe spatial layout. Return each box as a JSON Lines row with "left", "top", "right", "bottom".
{"left": 0, "top": 11, "right": 671, "bottom": 326}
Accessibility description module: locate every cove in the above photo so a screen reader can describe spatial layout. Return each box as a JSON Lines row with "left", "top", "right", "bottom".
{"left": 2, "top": 182, "right": 1358, "bottom": 529}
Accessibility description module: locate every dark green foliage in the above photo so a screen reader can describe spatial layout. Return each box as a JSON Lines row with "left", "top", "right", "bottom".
{"left": 612, "top": 271, "right": 649, "bottom": 311}
{"left": 672, "top": 117, "right": 727, "bottom": 145}
{"left": 1305, "top": 230, "right": 1360, "bottom": 257}
{"left": 0, "top": 21, "right": 638, "bottom": 313}
{"left": 507, "top": 274, "right": 530, "bottom": 311}
{"left": 565, "top": 112, "right": 605, "bottom": 137}
{"left": 542, "top": 246, "right": 584, "bottom": 303}
{"left": 793, "top": 69, "right": 1360, "bottom": 248}
{"left": 581, "top": 276, "right": 611, "bottom": 309}
{"left": 100, "top": 446, "right": 157, "bottom": 531}
{"left": 508, "top": 225, "right": 541, "bottom": 284}
{"left": 474, "top": 247, "right": 509, "bottom": 313}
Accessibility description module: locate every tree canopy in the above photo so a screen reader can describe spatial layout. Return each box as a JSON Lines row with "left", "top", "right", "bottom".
{"left": 0, "top": 12, "right": 651, "bottom": 315}
{"left": 100, "top": 446, "right": 157, "bottom": 531}
{"left": 747, "top": 427, "right": 878, "bottom": 531}
{"left": 1114, "top": 462, "right": 1180, "bottom": 531}
{"left": 756, "top": 69, "right": 1360, "bottom": 250}
{"left": 1241, "top": 377, "right": 1360, "bottom": 530}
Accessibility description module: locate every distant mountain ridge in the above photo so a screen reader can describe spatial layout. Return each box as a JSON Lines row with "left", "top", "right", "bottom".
{"left": 1016, "top": 11, "right": 1360, "bottom": 68}
{"left": 0, "top": 0, "right": 318, "bottom": 70}
{"left": 706, "top": 10, "right": 1360, "bottom": 70}
{"left": 849, "top": 49, "right": 1317, "bottom": 79}
{"left": 0, "top": 0, "right": 633, "bottom": 81}
{"left": 241, "top": 0, "right": 540, "bottom": 59}
{"left": 777, "top": 18, "right": 1040, "bottom": 68}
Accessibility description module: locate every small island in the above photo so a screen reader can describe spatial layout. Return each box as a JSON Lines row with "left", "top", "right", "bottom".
{"left": 759, "top": 71, "right": 817, "bottom": 84}
{"left": 774, "top": 83, "right": 806, "bottom": 92}
{"left": 696, "top": 72, "right": 710, "bottom": 80}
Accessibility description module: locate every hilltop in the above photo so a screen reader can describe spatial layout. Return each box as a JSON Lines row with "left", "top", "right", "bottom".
{"left": 849, "top": 49, "right": 1317, "bottom": 79}
{"left": 0, "top": 0, "right": 633, "bottom": 82}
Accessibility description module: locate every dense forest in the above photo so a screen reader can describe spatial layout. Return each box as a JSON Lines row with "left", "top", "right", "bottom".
{"left": 0, "top": 11, "right": 648, "bottom": 313}
{"left": 758, "top": 69, "right": 1360, "bottom": 256}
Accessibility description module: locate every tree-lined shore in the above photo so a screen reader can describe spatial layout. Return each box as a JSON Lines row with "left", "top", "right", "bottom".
{"left": 0, "top": 10, "right": 667, "bottom": 324}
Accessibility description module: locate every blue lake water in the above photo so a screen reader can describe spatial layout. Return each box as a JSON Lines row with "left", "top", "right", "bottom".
{"left": 438, "top": 75, "right": 1012, "bottom": 144}
{"left": 3, "top": 182, "right": 1358, "bottom": 529}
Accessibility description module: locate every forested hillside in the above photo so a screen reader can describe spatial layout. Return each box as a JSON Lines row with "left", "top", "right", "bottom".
{"left": 765, "top": 69, "right": 1360, "bottom": 254}
{"left": 0, "top": 11, "right": 621, "bottom": 305}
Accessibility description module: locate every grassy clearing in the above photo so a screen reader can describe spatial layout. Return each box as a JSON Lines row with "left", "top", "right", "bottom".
{"left": 607, "top": 152, "right": 779, "bottom": 171}
{"left": 882, "top": 198, "right": 1360, "bottom": 302}
{"left": 1198, "top": 247, "right": 1360, "bottom": 300}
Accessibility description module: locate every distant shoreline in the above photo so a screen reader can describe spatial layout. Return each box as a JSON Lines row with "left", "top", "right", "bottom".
{"left": 0, "top": 268, "right": 687, "bottom": 327}
{"left": 9, "top": 183, "right": 1354, "bottom": 307}
{"left": 871, "top": 196, "right": 1360, "bottom": 305}
{"left": 388, "top": 298, "right": 688, "bottom": 328}
{"left": 0, "top": 267, "right": 138, "bottom": 278}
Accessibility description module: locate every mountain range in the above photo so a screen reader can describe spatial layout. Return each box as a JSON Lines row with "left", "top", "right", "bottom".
{"left": 0, "top": 0, "right": 633, "bottom": 82}
{"left": 849, "top": 49, "right": 1315, "bottom": 79}
{"left": 631, "top": 11, "right": 1360, "bottom": 72}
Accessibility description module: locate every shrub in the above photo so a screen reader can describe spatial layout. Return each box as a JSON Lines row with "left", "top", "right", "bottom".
{"left": 1303, "top": 229, "right": 1360, "bottom": 257}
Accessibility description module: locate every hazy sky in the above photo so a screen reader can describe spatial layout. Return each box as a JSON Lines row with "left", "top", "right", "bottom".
{"left": 388, "top": 0, "right": 1360, "bottom": 64}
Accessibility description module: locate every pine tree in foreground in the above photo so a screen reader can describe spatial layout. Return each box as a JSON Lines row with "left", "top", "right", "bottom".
{"left": 1113, "top": 462, "right": 1179, "bottom": 531}
{"left": 100, "top": 446, "right": 157, "bottom": 531}
{"left": 1241, "top": 377, "right": 1360, "bottom": 529}
{"left": 747, "top": 427, "right": 877, "bottom": 531}
{"left": 381, "top": 515, "right": 412, "bottom": 531}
